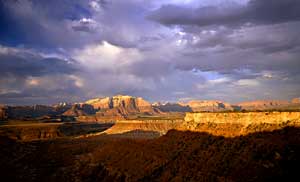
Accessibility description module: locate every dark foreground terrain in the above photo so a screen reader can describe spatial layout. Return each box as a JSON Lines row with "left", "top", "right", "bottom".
{"left": 0, "top": 126, "right": 300, "bottom": 182}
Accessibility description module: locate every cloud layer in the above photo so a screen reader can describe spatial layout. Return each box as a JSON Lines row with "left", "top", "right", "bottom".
{"left": 149, "top": 0, "right": 300, "bottom": 27}
{"left": 0, "top": 0, "right": 299, "bottom": 104}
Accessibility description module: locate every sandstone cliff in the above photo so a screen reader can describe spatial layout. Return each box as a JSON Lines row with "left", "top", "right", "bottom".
{"left": 182, "top": 112, "right": 300, "bottom": 136}
{"left": 86, "top": 97, "right": 111, "bottom": 110}
{"left": 184, "top": 112, "right": 300, "bottom": 125}
{"left": 86, "top": 95, "right": 160, "bottom": 118}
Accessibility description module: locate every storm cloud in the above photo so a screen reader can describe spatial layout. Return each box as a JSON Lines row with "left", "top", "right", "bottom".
{"left": 149, "top": 0, "right": 300, "bottom": 27}
{"left": 0, "top": 0, "right": 299, "bottom": 104}
{"left": 0, "top": 46, "right": 77, "bottom": 77}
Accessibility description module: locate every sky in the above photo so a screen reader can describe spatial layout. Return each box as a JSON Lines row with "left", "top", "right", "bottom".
{"left": 0, "top": 0, "right": 300, "bottom": 105}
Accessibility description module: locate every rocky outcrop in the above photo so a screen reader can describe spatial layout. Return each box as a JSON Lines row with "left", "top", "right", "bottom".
{"left": 86, "top": 95, "right": 160, "bottom": 118}
{"left": 53, "top": 102, "right": 72, "bottom": 113}
{"left": 182, "top": 112, "right": 300, "bottom": 136}
{"left": 86, "top": 97, "right": 112, "bottom": 110}
{"left": 184, "top": 112, "right": 300, "bottom": 125}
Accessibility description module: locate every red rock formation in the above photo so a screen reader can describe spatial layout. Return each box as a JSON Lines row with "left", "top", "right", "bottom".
{"left": 86, "top": 95, "right": 160, "bottom": 118}
{"left": 86, "top": 97, "right": 111, "bottom": 110}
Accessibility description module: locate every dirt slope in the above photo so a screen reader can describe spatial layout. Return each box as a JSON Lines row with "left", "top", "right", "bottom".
{"left": 1, "top": 127, "right": 300, "bottom": 181}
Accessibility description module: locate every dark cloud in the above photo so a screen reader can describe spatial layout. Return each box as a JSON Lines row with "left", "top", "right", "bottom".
{"left": 0, "top": 47, "right": 77, "bottom": 77}
{"left": 0, "top": 85, "right": 85, "bottom": 105}
{"left": 0, "top": 0, "right": 103, "bottom": 48}
{"left": 149, "top": 0, "right": 300, "bottom": 27}
{"left": 0, "top": 46, "right": 83, "bottom": 105}
{"left": 0, "top": 0, "right": 299, "bottom": 104}
{"left": 169, "top": 21, "right": 300, "bottom": 79}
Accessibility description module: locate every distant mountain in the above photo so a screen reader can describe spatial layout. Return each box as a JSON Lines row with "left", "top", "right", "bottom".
{"left": 1, "top": 96, "right": 300, "bottom": 121}
{"left": 6, "top": 105, "right": 62, "bottom": 119}
{"left": 86, "top": 95, "right": 161, "bottom": 118}
{"left": 0, "top": 104, "right": 71, "bottom": 120}
{"left": 63, "top": 104, "right": 95, "bottom": 117}
{"left": 180, "top": 100, "right": 234, "bottom": 112}
{"left": 152, "top": 102, "right": 192, "bottom": 112}
{"left": 0, "top": 95, "right": 161, "bottom": 120}
{"left": 236, "top": 99, "right": 299, "bottom": 111}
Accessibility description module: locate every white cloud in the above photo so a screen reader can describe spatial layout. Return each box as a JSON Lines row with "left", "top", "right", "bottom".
{"left": 69, "top": 75, "right": 84, "bottom": 88}
{"left": 208, "top": 77, "right": 231, "bottom": 84}
{"left": 89, "top": 0, "right": 102, "bottom": 12}
{"left": 73, "top": 41, "right": 143, "bottom": 71}
{"left": 71, "top": 18, "right": 99, "bottom": 32}
{"left": 236, "top": 79, "right": 260, "bottom": 86}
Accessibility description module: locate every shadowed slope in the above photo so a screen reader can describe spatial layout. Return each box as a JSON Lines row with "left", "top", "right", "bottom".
{"left": 0, "top": 127, "right": 300, "bottom": 181}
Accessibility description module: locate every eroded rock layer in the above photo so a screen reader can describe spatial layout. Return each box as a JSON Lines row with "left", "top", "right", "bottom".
{"left": 182, "top": 112, "right": 300, "bottom": 136}
{"left": 86, "top": 95, "right": 160, "bottom": 117}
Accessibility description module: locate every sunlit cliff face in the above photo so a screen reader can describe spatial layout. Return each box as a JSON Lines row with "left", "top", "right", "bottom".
{"left": 0, "top": 0, "right": 300, "bottom": 105}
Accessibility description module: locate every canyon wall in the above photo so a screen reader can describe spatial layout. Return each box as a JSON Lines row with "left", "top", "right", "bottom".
{"left": 184, "top": 112, "right": 300, "bottom": 124}
{"left": 80, "top": 112, "right": 300, "bottom": 138}
{"left": 3, "top": 111, "right": 300, "bottom": 140}
{"left": 182, "top": 112, "right": 300, "bottom": 136}
{"left": 102, "top": 119, "right": 182, "bottom": 135}
{"left": 0, "top": 123, "right": 113, "bottom": 141}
